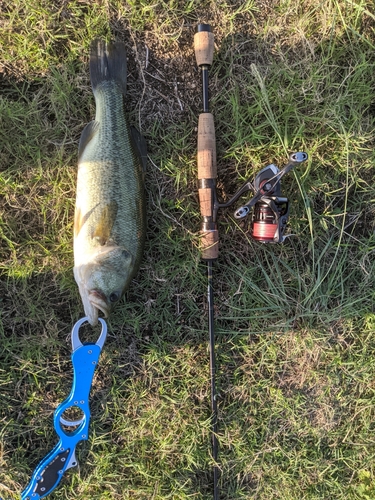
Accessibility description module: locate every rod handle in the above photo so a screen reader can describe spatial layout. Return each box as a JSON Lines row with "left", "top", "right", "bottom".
{"left": 198, "top": 112, "right": 218, "bottom": 260}
{"left": 194, "top": 24, "right": 214, "bottom": 67}
{"left": 198, "top": 113, "right": 217, "bottom": 180}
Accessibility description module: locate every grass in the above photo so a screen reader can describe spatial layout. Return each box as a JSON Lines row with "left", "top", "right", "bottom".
{"left": 1, "top": 0, "right": 375, "bottom": 498}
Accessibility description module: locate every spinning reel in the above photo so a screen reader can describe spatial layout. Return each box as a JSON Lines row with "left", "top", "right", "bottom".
{"left": 219, "top": 152, "right": 308, "bottom": 243}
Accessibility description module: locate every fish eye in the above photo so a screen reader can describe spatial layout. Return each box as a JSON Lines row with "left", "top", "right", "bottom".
{"left": 109, "top": 291, "right": 121, "bottom": 303}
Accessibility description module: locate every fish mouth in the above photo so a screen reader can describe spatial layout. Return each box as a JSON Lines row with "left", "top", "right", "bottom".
{"left": 74, "top": 265, "right": 112, "bottom": 326}
{"left": 88, "top": 290, "right": 110, "bottom": 322}
{"left": 79, "top": 288, "right": 110, "bottom": 326}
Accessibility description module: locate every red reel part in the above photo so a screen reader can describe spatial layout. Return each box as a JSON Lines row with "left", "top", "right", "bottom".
{"left": 251, "top": 202, "right": 279, "bottom": 242}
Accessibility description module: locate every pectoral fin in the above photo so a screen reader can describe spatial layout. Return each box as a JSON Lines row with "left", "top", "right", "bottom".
{"left": 92, "top": 201, "right": 118, "bottom": 245}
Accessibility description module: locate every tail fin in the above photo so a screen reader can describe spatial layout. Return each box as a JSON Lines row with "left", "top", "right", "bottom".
{"left": 89, "top": 40, "right": 127, "bottom": 96}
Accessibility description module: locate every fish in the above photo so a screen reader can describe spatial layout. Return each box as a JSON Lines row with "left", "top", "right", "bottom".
{"left": 73, "top": 39, "right": 147, "bottom": 326}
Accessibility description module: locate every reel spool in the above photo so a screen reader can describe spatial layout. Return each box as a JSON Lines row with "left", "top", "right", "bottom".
{"left": 251, "top": 197, "right": 289, "bottom": 243}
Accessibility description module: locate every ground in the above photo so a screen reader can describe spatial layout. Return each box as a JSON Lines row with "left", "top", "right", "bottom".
{"left": 1, "top": 1, "right": 375, "bottom": 499}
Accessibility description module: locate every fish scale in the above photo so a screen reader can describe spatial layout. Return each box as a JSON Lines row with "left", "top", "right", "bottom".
{"left": 76, "top": 83, "right": 143, "bottom": 260}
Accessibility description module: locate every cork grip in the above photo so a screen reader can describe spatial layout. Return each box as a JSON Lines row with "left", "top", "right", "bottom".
{"left": 200, "top": 230, "right": 219, "bottom": 260}
{"left": 197, "top": 113, "right": 216, "bottom": 180}
{"left": 198, "top": 112, "right": 218, "bottom": 259}
{"left": 194, "top": 30, "right": 214, "bottom": 67}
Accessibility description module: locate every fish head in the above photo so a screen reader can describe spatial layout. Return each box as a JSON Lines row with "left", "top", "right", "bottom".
{"left": 74, "top": 246, "right": 134, "bottom": 325}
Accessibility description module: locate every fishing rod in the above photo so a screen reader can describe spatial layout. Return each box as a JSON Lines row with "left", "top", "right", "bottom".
{"left": 194, "top": 23, "right": 308, "bottom": 500}
{"left": 194, "top": 23, "right": 219, "bottom": 500}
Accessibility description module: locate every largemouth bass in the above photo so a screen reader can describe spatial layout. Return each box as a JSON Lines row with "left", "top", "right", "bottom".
{"left": 74, "top": 40, "right": 146, "bottom": 325}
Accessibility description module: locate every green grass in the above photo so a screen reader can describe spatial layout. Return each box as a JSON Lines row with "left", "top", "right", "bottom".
{"left": 1, "top": 0, "right": 375, "bottom": 498}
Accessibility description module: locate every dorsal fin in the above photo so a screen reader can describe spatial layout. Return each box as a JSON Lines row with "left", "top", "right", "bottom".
{"left": 131, "top": 126, "right": 147, "bottom": 172}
